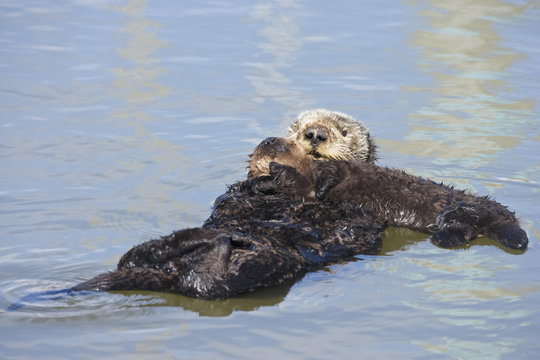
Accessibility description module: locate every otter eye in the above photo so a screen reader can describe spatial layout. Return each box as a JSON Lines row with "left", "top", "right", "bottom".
{"left": 341, "top": 130, "right": 347, "bottom": 137}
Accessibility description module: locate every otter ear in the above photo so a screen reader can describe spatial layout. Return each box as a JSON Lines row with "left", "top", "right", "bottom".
{"left": 287, "top": 121, "right": 300, "bottom": 137}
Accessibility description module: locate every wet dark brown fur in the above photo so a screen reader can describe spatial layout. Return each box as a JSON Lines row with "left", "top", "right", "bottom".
{"left": 73, "top": 171, "right": 382, "bottom": 299}
{"left": 249, "top": 138, "right": 528, "bottom": 251}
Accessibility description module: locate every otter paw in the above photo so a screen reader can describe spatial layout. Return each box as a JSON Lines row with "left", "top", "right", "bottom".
{"left": 269, "top": 162, "right": 304, "bottom": 186}
{"left": 314, "top": 162, "right": 340, "bottom": 199}
{"left": 269, "top": 162, "right": 315, "bottom": 200}
{"left": 431, "top": 226, "right": 473, "bottom": 248}
{"left": 243, "top": 176, "right": 277, "bottom": 195}
{"left": 227, "top": 233, "right": 252, "bottom": 248}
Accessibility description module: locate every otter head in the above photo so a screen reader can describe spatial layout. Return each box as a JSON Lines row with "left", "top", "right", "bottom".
{"left": 287, "top": 108, "right": 376, "bottom": 163}
{"left": 248, "top": 137, "right": 312, "bottom": 179}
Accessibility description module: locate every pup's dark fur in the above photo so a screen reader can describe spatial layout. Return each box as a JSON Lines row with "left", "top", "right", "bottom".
{"left": 250, "top": 137, "right": 528, "bottom": 250}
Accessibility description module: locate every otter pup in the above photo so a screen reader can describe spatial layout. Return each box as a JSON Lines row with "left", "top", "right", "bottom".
{"left": 248, "top": 137, "right": 528, "bottom": 250}
{"left": 287, "top": 109, "right": 376, "bottom": 162}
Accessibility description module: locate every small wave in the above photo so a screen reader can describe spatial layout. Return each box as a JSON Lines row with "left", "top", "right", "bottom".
{"left": 1, "top": 279, "right": 167, "bottom": 319}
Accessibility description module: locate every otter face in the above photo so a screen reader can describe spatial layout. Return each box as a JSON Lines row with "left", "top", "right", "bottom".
{"left": 248, "top": 137, "right": 311, "bottom": 179}
{"left": 287, "top": 108, "right": 376, "bottom": 163}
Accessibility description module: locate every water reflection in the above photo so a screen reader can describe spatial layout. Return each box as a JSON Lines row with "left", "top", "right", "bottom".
{"left": 101, "top": 0, "right": 200, "bottom": 228}
{"left": 382, "top": 0, "right": 534, "bottom": 167}
{"left": 367, "top": 226, "right": 521, "bottom": 256}
{"left": 127, "top": 282, "right": 293, "bottom": 317}
{"left": 414, "top": 337, "right": 515, "bottom": 359}
{"left": 400, "top": 241, "right": 537, "bottom": 358}
{"left": 109, "top": 0, "right": 171, "bottom": 103}
{"left": 247, "top": 1, "right": 313, "bottom": 124}
{"left": 2, "top": 283, "right": 293, "bottom": 319}
{"left": 369, "top": 227, "right": 430, "bottom": 255}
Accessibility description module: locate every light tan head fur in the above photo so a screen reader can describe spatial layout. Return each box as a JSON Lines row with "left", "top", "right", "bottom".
{"left": 287, "top": 109, "right": 376, "bottom": 162}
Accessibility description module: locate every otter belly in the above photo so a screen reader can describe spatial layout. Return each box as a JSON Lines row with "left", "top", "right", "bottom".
{"left": 391, "top": 209, "right": 436, "bottom": 231}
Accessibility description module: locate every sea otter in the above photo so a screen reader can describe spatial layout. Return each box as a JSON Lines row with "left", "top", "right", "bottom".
{"left": 287, "top": 108, "right": 376, "bottom": 162}
{"left": 247, "top": 137, "right": 528, "bottom": 250}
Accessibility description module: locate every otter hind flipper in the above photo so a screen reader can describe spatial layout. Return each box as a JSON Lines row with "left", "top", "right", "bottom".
{"left": 433, "top": 202, "right": 528, "bottom": 250}
{"left": 485, "top": 222, "right": 528, "bottom": 250}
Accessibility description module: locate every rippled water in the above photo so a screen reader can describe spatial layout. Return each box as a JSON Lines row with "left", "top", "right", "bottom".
{"left": 1, "top": 0, "right": 539, "bottom": 359}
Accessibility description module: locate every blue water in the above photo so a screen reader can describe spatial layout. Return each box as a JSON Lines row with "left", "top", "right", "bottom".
{"left": 1, "top": 1, "right": 539, "bottom": 359}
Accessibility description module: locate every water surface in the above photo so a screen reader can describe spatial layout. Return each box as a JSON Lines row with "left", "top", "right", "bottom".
{"left": 1, "top": 1, "right": 539, "bottom": 359}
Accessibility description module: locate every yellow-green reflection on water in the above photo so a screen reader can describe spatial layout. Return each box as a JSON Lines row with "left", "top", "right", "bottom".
{"left": 382, "top": 0, "right": 534, "bottom": 167}
{"left": 102, "top": 0, "right": 206, "bottom": 233}
{"left": 109, "top": 0, "right": 171, "bottom": 104}
{"left": 366, "top": 223, "right": 538, "bottom": 358}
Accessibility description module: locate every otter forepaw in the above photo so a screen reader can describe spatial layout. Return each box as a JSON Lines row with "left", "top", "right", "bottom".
{"left": 314, "top": 162, "right": 340, "bottom": 200}
{"left": 269, "top": 162, "right": 315, "bottom": 200}
{"left": 242, "top": 176, "right": 278, "bottom": 195}
{"left": 227, "top": 233, "right": 252, "bottom": 248}
{"left": 269, "top": 162, "right": 304, "bottom": 184}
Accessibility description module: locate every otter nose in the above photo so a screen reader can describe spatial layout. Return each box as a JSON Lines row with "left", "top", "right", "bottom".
{"left": 262, "top": 137, "right": 277, "bottom": 146}
{"left": 305, "top": 127, "right": 327, "bottom": 146}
